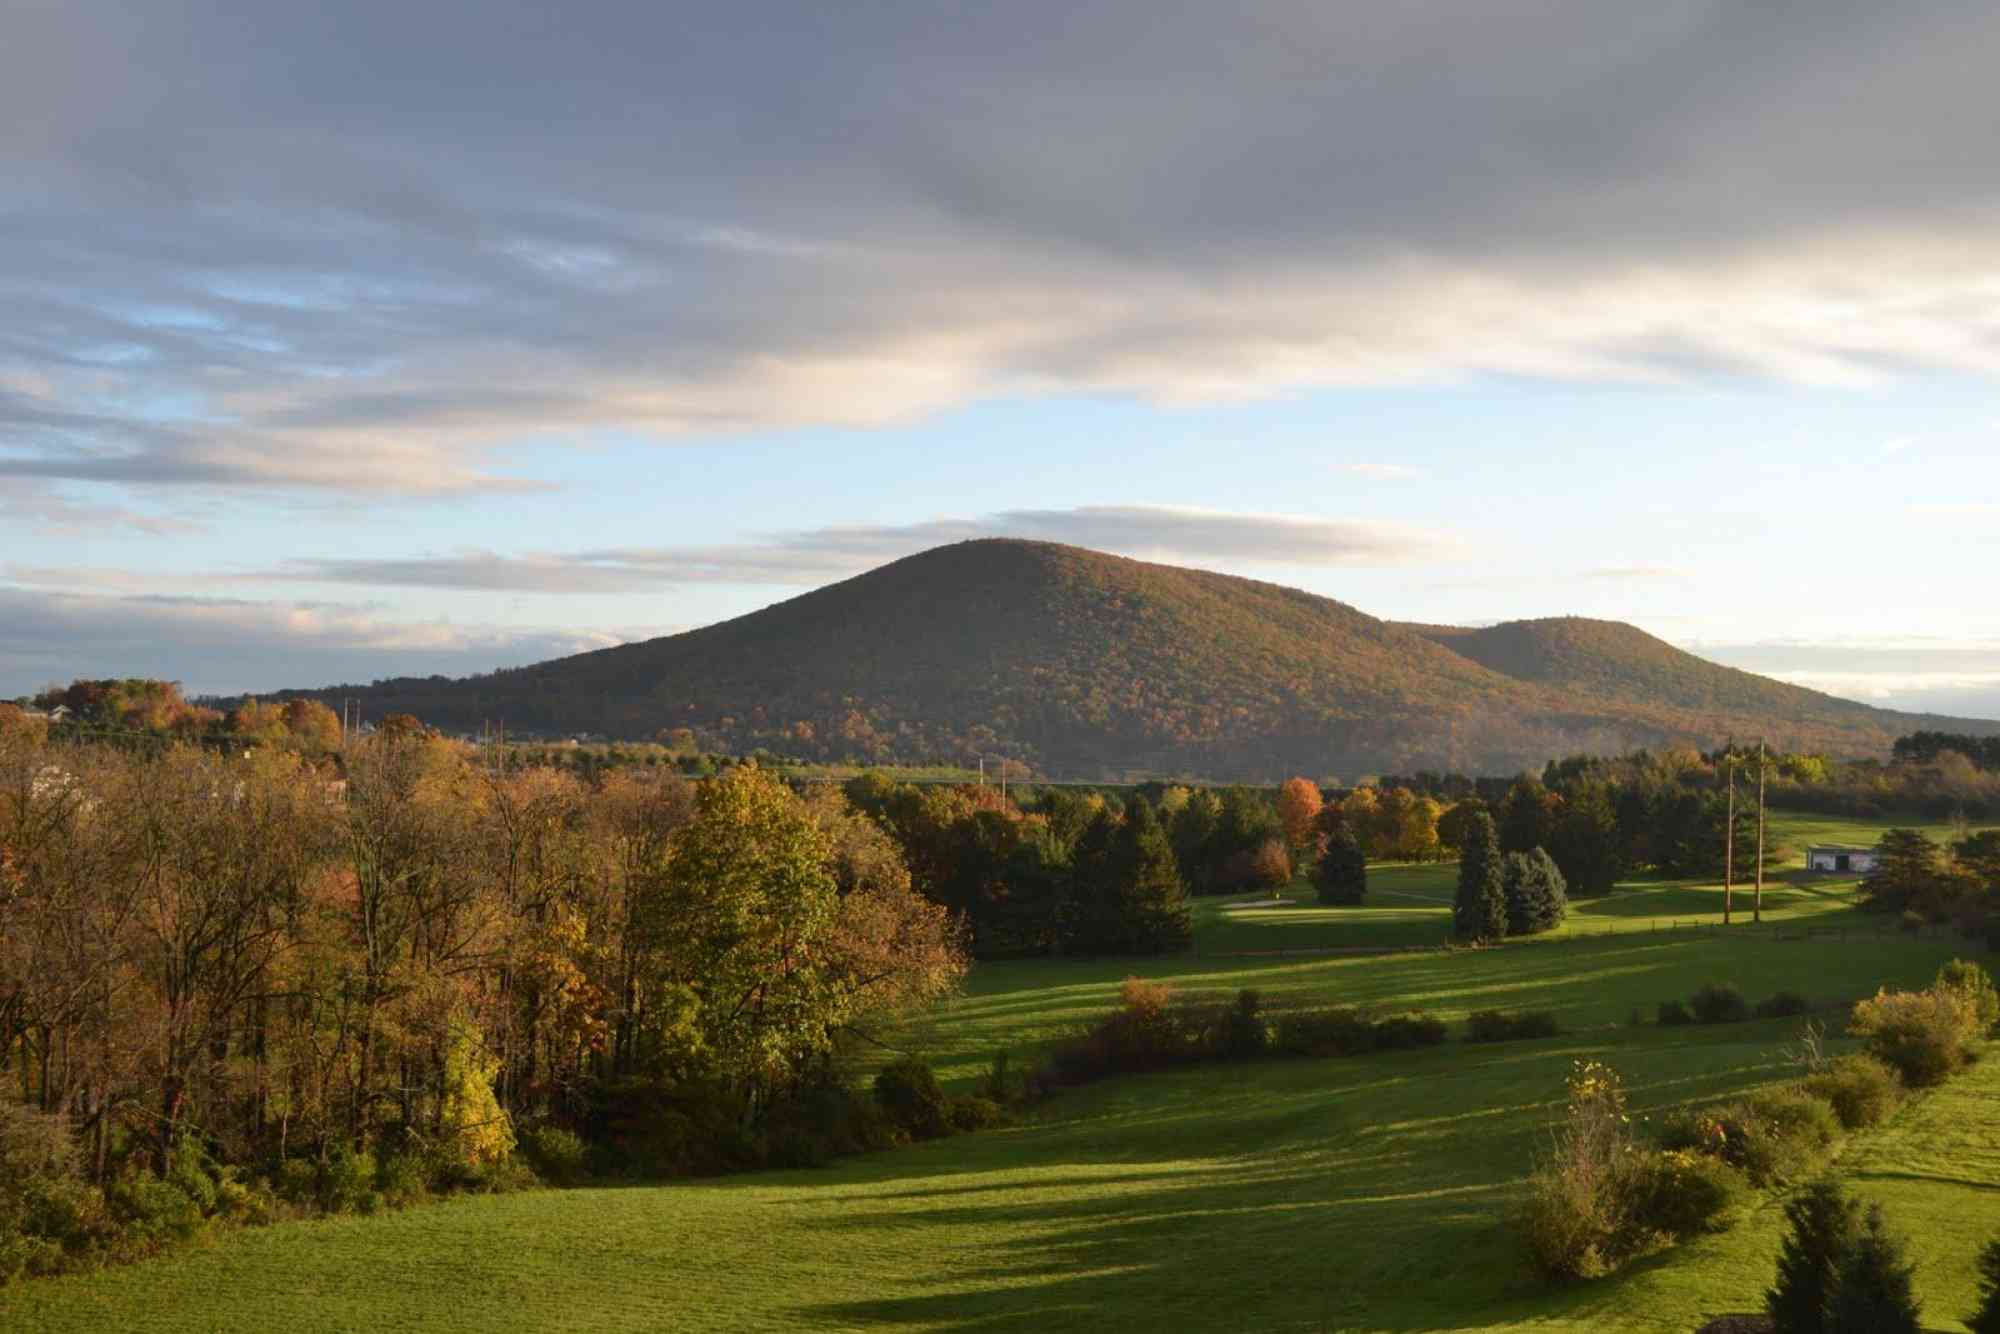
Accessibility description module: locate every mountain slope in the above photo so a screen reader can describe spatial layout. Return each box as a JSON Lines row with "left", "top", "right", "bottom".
{"left": 284, "top": 541, "right": 1997, "bottom": 778}
{"left": 1395, "top": 617, "right": 1883, "bottom": 721}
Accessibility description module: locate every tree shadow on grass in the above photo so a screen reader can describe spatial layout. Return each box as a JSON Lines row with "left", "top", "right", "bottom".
{"left": 774, "top": 1039, "right": 1811, "bottom": 1333}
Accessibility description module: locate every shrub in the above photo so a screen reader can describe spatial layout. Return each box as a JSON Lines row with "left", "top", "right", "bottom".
{"left": 1626, "top": 1150, "right": 1743, "bottom": 1240}
{"left": 0, "top": 1101, "right": 79, "bottom": 1190}
{"left": 1515, "top": 1060, "right": 1678, "bottom": 1281}
{"left": 1938, "top": 958, "right": 2000, "bottom": 1034}
{"left": 1747, "top": 1089, "right": 1841, "bottom": 1156}
{"left": 374, "top": 1152, "right": 431, "bottom": 1206}
{"left": 520, "top": 1125, "right": 589, "bottom": 1186}
{"left": 1465, "top": 1010, "right": 1560, "bottom": 1043}
{"left": 1706, "top": 1103, "right": 1815, "bottom": 1188}
{"left": 1690, "top": 982, "right": 1751, "bottom": 1025}
{"left": 946, "top": 1095, "right": 1006, "bottom": 1134}
{"left": 978, "top": 1051, "right": 1016, "bottom": 1104}
{"left": 1757, "top": 991, "right": 1812, "bottom": 1020}
{"left": 1657, "top": 999, "right": 1694, "bottom": 1026}
{"left": 1374, "top": 1013, "right": 1449, "bottom": 1050}
{"left": 1802, "top": 1056, "right": 1903, "bottom": 1131}
{"left": 1829, "top": 1204, "right": 1921, "bottom": 1334}
{"left": 1766, "top": 1178, "right": 1861, "bottom": 1334}
{"left": 586, "top": 1076, "right": 754, "bottom": 1177}
{"left": 105, "top": 1177, "right": 205, "bottom": 1247}
{"left": 1272, "top": 1007, "right": 1378, "bottom": 1058}
{"left": 873, "top": 1057, "right": 953, "bottom": 1140}
{"left": 1217, "top": 989, "right": 1270, "bottom": 1059}
{"left": 1849, "top": 984, "right": 1979, "bottom": 1086}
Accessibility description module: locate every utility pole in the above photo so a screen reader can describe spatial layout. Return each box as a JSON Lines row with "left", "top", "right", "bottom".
{"left": 1755, "top": 739, "right": 1767, "bottom": 924}
{"left": 1723, "top": 751, "right": 1735, "bottom": 925}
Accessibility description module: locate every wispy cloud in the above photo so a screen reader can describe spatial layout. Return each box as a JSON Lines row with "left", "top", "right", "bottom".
{"left": 0, "top": 585, "right": 648, "bottom": 697}
{"left": 10, "top": 5, "right": 2000, "bottom": 498}
{"left": 236, "top": 505, "right": 1465, "bottom": 592}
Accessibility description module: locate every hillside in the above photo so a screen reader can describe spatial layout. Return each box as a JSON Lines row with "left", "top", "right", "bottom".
{"left": 280, "top": 541, "right": 1997, "bottom": 778}
{"left": 1396, "top": 616, "right": 1884, "bottom": 721}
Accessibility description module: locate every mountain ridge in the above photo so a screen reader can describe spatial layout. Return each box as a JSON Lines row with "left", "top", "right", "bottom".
{"left": 269, "top": 540, "right": 2000, "bottom": 779}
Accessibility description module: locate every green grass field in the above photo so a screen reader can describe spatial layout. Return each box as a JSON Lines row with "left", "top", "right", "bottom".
{"left": 7, "top": 811, "right": 1999, "bottom": 1332}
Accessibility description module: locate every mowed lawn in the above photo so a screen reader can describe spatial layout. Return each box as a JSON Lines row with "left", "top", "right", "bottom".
{"left": 7, "top": 812, "right": 1999, "bottom": 1333}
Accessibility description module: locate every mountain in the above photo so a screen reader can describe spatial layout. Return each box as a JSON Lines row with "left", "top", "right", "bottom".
{"left": 1393, "top": 617, "right": 1884, "bottom": 722}
{"left": 278, "top": 540, "right": 2000, "bottom": 779}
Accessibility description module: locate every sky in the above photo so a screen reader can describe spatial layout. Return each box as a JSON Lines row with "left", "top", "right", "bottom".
{"left": 3, "top": 1, "right": 1998, "bottom": 719}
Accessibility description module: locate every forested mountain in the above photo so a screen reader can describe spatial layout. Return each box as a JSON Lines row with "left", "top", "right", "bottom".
{"left": 274, "top": 541, "right": 2000, "bottom": 779}
{"left": 1395, "top": 617, "right": 1885, "bottom": 720}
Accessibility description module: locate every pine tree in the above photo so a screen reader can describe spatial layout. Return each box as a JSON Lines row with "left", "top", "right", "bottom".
{"left": 1967, "top": 1236, "right": 2000, "bottom": 1334}
{"left": 1502, "top": 847, "right": 1568, "bottom": 935}
{"left": 1548, "top": 781, "right": 1624, "bottom": 896}
{"left": 1116, "top": 800, "right": 1193, "bottom": 954}
{"left": 1766, "top": 1177, "right": 1861, "bottom": 1334}
{"left": 1453, "top": 810, "right": 1506, "bottom": 941}
{"left": 1066, "top": 807, "right": 1124, "bottom": 955}
{"left": 1314, "top": 826, "right": 1368, "bottom": 905}
{"left": 1828, "top": 1204, "right": 1920, "bottom": 1334}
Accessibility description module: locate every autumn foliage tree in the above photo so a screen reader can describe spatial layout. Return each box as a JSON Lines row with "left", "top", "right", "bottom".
{"left": 1276, "top": 777, "right": 1323, "bottom": 857}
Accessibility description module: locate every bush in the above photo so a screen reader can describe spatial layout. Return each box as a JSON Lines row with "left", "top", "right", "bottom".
{"left": 873, "top": 1057, "right": 953, "bottom": 1140}
{"left": 946, "top": 1095, "right": 1006, "bottom": 1134}
{"left": 519, "top": 1125, "right": 589, "bottom": 1186}
{"left": 1802, "top": 1056, "right": 1903, "bottom": 1131}
{"left": 1272, "top": 1007, "right": 1378, "bottom": 1058}
{"left": 1707, "top": 1103, "right": 1815, "bottom": 1188}
{"left": 1849, "top": 984, "right": 1980, "bottom": 1086}
{"left": 1657, "top": 999, "right": 1694, "bottom": 1026}
{"left": 1938, "top": 958, "right": 2000, "bottom": 1034}
{"left": 1465, "top": 1010, "right": 1560, "bottom": 1043}
{"left": 586, "top": 1076, "right": 756, "bottom": 1178}
{"left": 1747, "top": 1089, "right": 1841, "bottom": 1156}
{"left": 1766, "top": 1178, "right": 1861, "bottom": 1334}
{"left": 373, "top": 1152, "right": 431, "bottom": 1206}
{"left": 1373, "top": 1013, "right": 1449, "bottom": 1050}
{"left": 1626, "top": 1150, "right": 1744, "bottom": 1240}
{"left": 1216, "top": 989, "right": 1269, "bottom": 1059}
{"left": 1757, "top": 991, "right": 1812, "bottom": 1020}
{"left": 105, "top": 1177, "right": 205, "bottom": 1247}
{"left": 1690, "top": 982, "right": 1751, "bottom": 1025}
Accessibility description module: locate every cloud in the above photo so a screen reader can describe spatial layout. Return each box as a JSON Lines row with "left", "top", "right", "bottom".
{"left": 11, "top": 4, "right": 2000, "bottom": 494}
{"left": 0, "top": 585, "right": 650, "bottom": 697}
{"left": 238, "top": 505, "right": 1462, "bottom": 592}
{"left": 1692, "top": 636, "right": 2000, "bottom": 720}
{"left": 0, "top": 477, "right": 203, "bottom": 536}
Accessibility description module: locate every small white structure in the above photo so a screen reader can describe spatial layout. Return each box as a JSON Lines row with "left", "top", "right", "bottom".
{"left": 1807, "top": 845, "right": 1880, "bottom": 875}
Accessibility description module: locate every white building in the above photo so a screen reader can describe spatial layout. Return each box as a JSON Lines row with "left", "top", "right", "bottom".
{"left": 1806, "top": 844, "right": 1880, "bottom": 875}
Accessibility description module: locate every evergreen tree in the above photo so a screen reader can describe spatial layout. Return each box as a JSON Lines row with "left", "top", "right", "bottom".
{"left": 1453, "top": 810, "right": 1507, "bottom": 941}
{"left": 1497, "top": 776, "right": 1555, "bottom": 855}
{"left": 1315, "top": 826, "right": 1368, "bottom": 906}
{"left": 1548, "top": 780, "right": 1625, "bottom": 896}
{"left": 1967, "top": 1236, "right": 2000, "bottom": 1334}
{"left": 1066, "top": 807, "right": 1124, "bottom": 954}
{"left": 1828, "top": 1205, "right": 1920, "bottom": 1334}
{"left": 1170, "top": 789, "right": 1220, "bottom": 892}
{"left": 1115, "top": 800, "right": 1194, "bottom": 953}
{"left": 1502, "top": 847, "right": 1568, "bottom": 935}
{"left": 1766, "top": 1177, "right": 1861, "bottom": 1334}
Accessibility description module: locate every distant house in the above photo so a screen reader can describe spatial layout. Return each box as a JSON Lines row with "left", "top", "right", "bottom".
{"left": 1806, "top": 844, "right": 1880, "bottom": 875}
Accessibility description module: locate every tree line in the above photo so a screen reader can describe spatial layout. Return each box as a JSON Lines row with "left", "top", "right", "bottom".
{"left": 0, "top": 719, "right": 966, "bottom": 1192}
